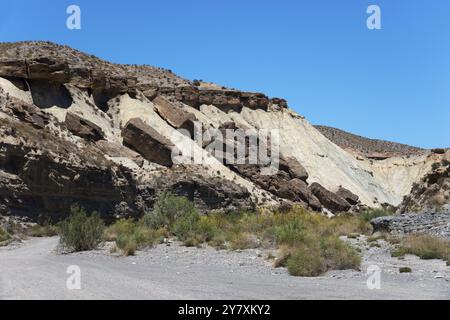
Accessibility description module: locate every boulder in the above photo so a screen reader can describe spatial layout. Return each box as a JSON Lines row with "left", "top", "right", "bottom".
{"left": 65, "top": 112, "right": 104, "bottom": 141}
{"left": 279, "top": 156, "right": 308, "bottom": 181}
{"left": 309, "top": 182, "right": 351, "bottom": 212}
{"left": 280, "top": 178, "right": 321, "bottom": 211}
{"left": 122, "top": 118, "right": 174, "bottom": 167}
{"left": 153, "top": 96, "right": 197, "bottom": 136}
{"left": 336, "top": 186, "right": 359, "bottom": 205}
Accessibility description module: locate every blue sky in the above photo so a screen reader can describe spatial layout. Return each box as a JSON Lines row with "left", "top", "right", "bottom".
{"left": 0, "top": 0, "right": 449, "bottom": 148}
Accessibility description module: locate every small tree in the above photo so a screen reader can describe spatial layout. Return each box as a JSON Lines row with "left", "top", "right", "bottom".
{"left": 142, "top": 192, "right": 198, "bottom": 229}
{"left": 59, "top": 205, "right": 104, "bottom": 252}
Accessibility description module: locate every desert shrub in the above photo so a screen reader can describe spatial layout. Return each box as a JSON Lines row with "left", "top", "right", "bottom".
{"left": 229, "top": 232, "right": 259, "bottom": 250}
{"left": 134, "top": 226, "right": 167, "bottom": 247}
{"left": 273, "top": 216, "right": 304, "bottom": 246}
{"left": 274, "top": 245, "right": 294, "bottom": 268}
{"left": 208, "top": 233, "right": 227, "bottom": 249}
{"left": 320, "top": 236, "right": 361, "bottom": 270}
{"left": 196, "top": 214, "right": 225, "bottom": 241}
{"left": 134, "top": 199, "right": 364, "bottom": 276}
{"left": 116, "top": 234, "right": 137, "bottom": 256}
{"left": 172, "top": 208, "right": 200, "bottom": 241}
{"left": 106, "top": 219, "right": 167, "bottom": 255}
{"left": 393, "top": 234, "right": 450, "bottom": 260}
{"left": 328, "top": 213, "right": 370, "bottom": 236}
{"left": 399, "top": 267, "right": 412, "bottom": 273}
{"left": 0, "top": 227, "right": 10, "bottom": 242}
{"left": 287, "top": 247, "right": 327, "bottom": 277}
{"left": 142, "top": 192, "right": 197, "bottom": 229}
{"left": 280, "top": 236, "right": 360, "bottom": 277}
{"left": 104, "top": 218, "right": 135, "bottom": 241}
{"left": 26, "top": 224, "right": 58, "bottom": 237}
{"left": 183, "top": 234, "right": 204, "bottom": 247}
{"left": 58, "top": 205, "right": 105, "bottom": 252}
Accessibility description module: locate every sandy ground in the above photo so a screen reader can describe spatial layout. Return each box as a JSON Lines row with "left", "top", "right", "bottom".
{"left": 0, "top": 237, "right": 448, "bottom": 300}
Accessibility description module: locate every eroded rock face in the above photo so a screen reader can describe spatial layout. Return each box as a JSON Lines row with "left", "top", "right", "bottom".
{"left": 0, "top": 41, "right": 445, "bottom": 221}
{"left": 122, "top": 118, "right": 174, "bottom": 167}
{"left": 0, "top": 117, "right": 135, "bottom": 221}
{"left": 65, "top": 112, "right": 104, "bottom": 141}
{"left": 310, "top": 182, "right": 351, "bottom": 213}
{"left": 398, "top": 153, "right": 450, "bottom": 213}
{"left": 0, "top": 88, "right": 266, "bottom": 220}
{"left": 0, "top": 92, "right": 49, "bottom": 129}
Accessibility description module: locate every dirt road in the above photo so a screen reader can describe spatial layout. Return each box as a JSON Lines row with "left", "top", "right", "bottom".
{"left": 0, "top": 237, "right": 448, "bottom": 300}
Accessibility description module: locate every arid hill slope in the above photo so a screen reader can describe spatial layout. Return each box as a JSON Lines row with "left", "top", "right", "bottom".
{"left": 315, "top": 125, "right": 425, "bottom": 159}
{"left": 0, "top": 41, "right": 447, "bottom": 220}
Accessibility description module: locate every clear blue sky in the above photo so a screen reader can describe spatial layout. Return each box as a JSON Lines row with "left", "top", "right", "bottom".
{"left": 1, "top": 0, "right": 449, "bottom": 148}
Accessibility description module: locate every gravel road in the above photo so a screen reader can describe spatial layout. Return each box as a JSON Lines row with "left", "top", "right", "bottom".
{"left": 0, "top": 237, "right": 449, "bottom": 300}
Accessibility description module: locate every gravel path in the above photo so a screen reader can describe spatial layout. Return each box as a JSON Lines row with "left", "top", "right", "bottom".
{"left": 0, "top": 237, "right": 449, "bottom": 300}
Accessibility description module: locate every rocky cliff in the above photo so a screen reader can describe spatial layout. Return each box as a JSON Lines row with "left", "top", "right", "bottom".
{"left": 0, "top": 41, "right": 447, "bottom": 221}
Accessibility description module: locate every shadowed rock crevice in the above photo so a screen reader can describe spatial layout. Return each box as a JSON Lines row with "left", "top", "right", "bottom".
{"left": 29, "top": 80, "right": 73, "bottom": 109}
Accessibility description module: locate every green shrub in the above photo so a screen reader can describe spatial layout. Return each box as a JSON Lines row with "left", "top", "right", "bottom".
{"left": 142, "top": 192, "right": 197, "bottom": 229}
{"left": 283, "top": 236, "right": 360, "bottom": 277}
{"left": 274, "top": 217, "right": 304, "bottom": 246}
{"left": 274, "top": 245, "right": 294, "bottom": 268}
{"left": 197, "top": 215, "right": 223, "bottom": 241}
{"left": 0, "top": 227, "right": 10, "bottom": 242}
{"left": 183, "top": 234, "right": 204, "bottom": 247}
{"left": 104, "top": 218, "right": 135, "bottom": 241}
{"left": 208, "top": 233, "right": 227, "bottom": 249}
{"left": 287, "top": 247, "right": 326, "bottom": 277}
{"left": 320, "top": 236, "right": 361, "bottom": 270}
{"left": 399, "top": 267, "right": 412, "bottom": 273}
{"left": 106, "top": 219, "right": 167, "bottom": 256}
{"left": 328, "top": 213, "right": 371, "bottom": 236}
{"left": 59, "top": 205, "right": 105, "bottom": 252}
{"left": 116, "top": 234, "right": 137, "bottom": 256}
{"left": 131, "top": 199, "right": 365, "bottom": 277}
{"left": 229, "top": 232, "right": 259, "bottom": 250}
{"left": 172, "top": 208, "right": 200, "bottom": 241}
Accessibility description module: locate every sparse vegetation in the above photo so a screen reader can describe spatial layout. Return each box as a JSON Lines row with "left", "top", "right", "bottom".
{"left": 392, "top": 234, "right": 450, "bottom": 261}
{"left": 0, "top": 191, "right": 399, "bottom": 277}
{"left": 0, "top": 227, "right": 11, "bottom": 242}
{"left": 359, "top": 208, "right": 394, "bottom": 222}
{"left": 102, "top": 194, "right": 365, "bottom": 275}
{"left": 26, "top": 224, "right": 58, "bottom": 238}
{"left": 142, "top": 192, "right": 197, "bottom": 229}
{"left": 104, "top": 218, "right": 166, "bottom": 256}
{"left": 399, "top": 267, "right": 412, "bottom": 273}
{"left": 58, "top": 205, "right": 105, "bottom": 252}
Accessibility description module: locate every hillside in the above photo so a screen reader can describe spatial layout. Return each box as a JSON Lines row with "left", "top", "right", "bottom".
{"left": 0, "top": 41, "right": 447, "bottom": 220}
{"left": 315, "top": 125, "right": 424, "bottom": 159}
